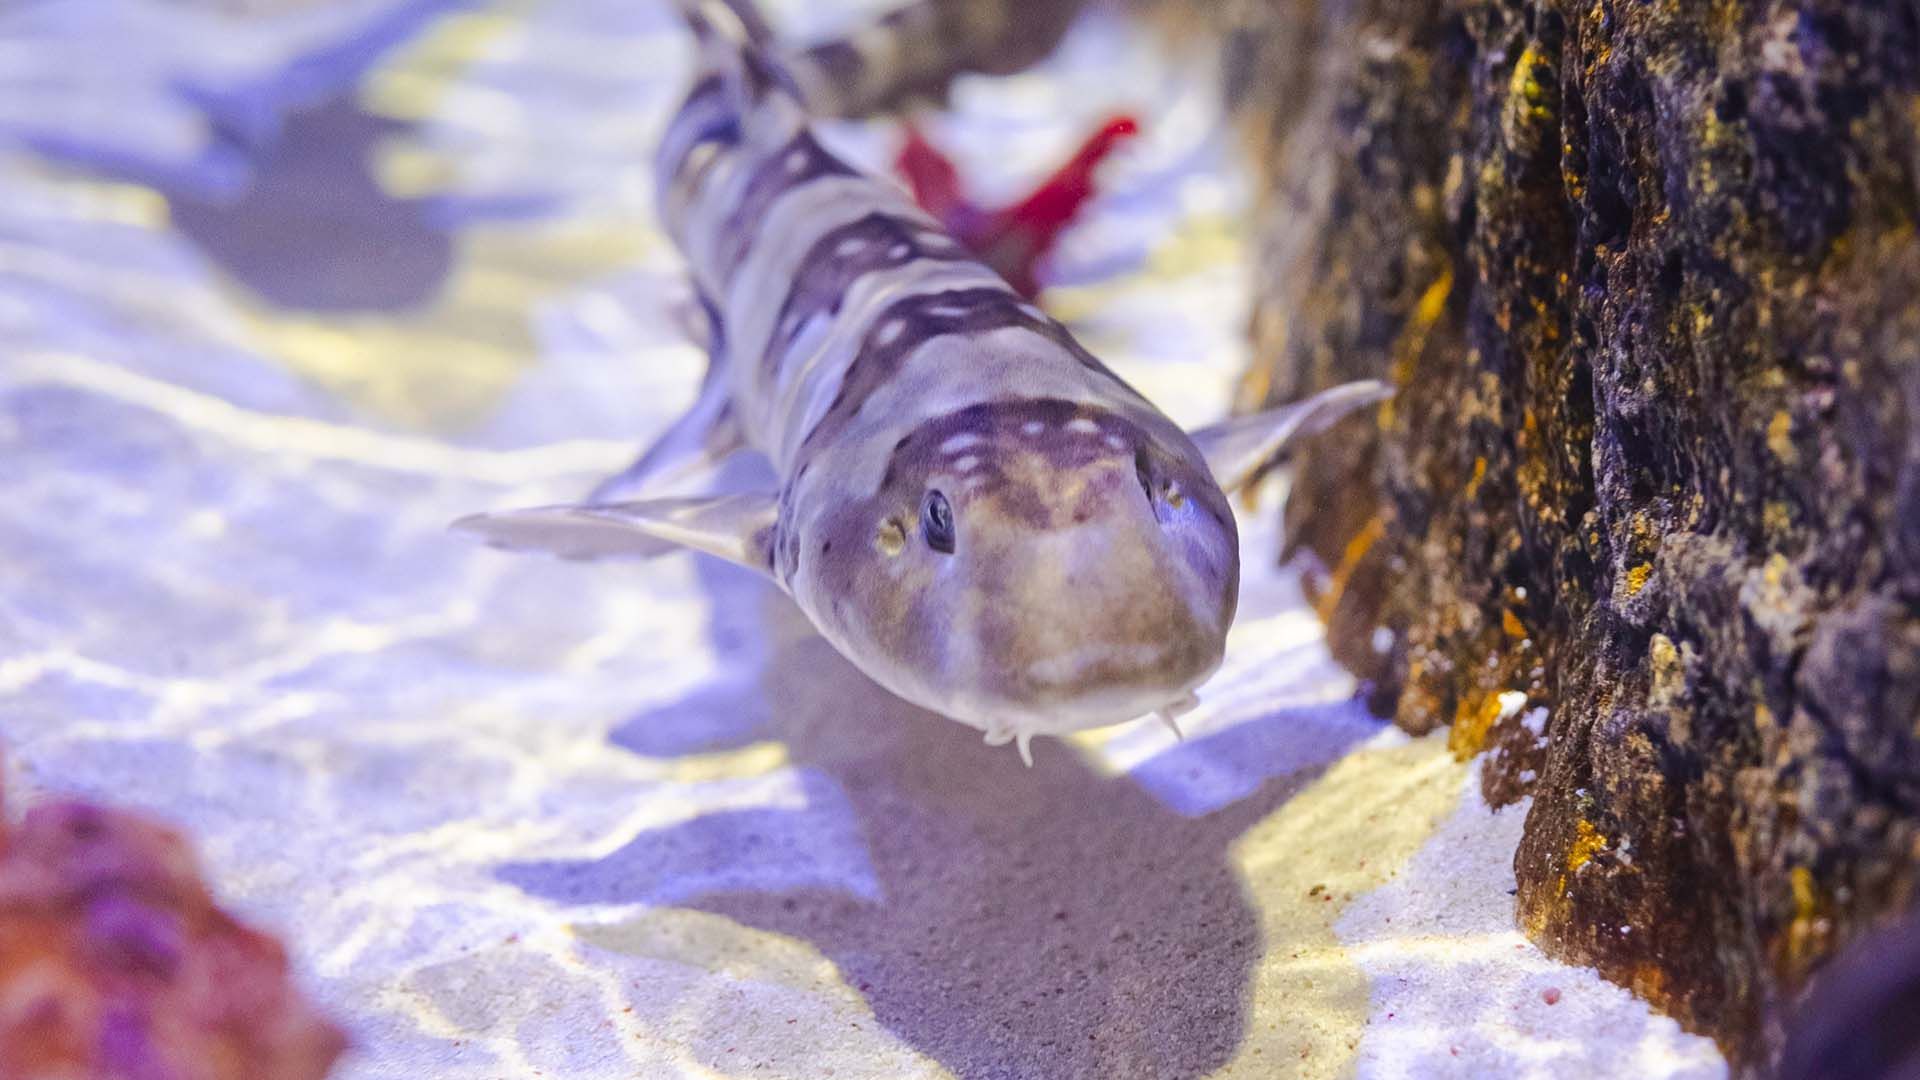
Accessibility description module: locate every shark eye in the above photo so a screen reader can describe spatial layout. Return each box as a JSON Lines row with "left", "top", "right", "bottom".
{"left": 922, "top": 490, "right": 955, "bottom": 554}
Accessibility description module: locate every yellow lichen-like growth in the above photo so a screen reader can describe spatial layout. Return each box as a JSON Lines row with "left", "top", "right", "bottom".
{"left": 1549, "top": 817, "right": 1612, "bottom": 902}
{"left": 1314, "top": 513, "right": 1386, "bottom": 624}
{"left": 1767, "top": 409, "right": 1796, "bottom": 463}
{"left": 1790, "top": 866, "right": 1818, "bottom": 921}
{"left": 1763, "top": 500, "right": 1794, "bottom": 534}
{"left": 1649, "top": 632, "right": 1678, "bottom": 670}
{"left": 1448, "top": 691, "right": 1506, "bottom": 761}
{"left": 1381, "top": 266, "right": 1456, "bottom": 429}
{"left": 1502, "top": 41, "right": 1556, "bottom": 148}
{"left": 1627, "top": 961, "right": 1670, "bottom": 1007}
{"left": 1501, "top": 608, "right": 1527, "bottom": 639}
{"left": 1625, "top": 562, "right": 1653, "bottom": 596}
{"left": 1465, "top": 455, "right": 1489, "bottom": 498}
{"left": 1783, "top": 865, "right": 1834, "bottom": 979}
{"left": 1567, "top": 818, "right": 1608, "bottom": 873}
{"left": 1648, "top": 633, "right": 1691, "bottom": 719}
{"left": 1762, "top": 551, "right": 1793, "bottom": 590}
{"left": 1412, "top": 266, "right": 1456, "bottom": 330}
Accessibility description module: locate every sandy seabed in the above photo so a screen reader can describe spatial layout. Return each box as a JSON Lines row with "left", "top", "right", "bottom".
{"left": 0, "top": 1, "right": 1727, "bottom": 1076}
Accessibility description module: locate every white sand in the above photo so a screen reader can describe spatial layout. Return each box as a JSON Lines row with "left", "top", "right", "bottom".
{"left": 0, "top": 2, "right": 1726, "bottom": 1077}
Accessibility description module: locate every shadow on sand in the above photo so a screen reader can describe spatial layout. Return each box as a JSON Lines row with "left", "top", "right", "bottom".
{"left": 23, "top": 0, "right": 547, "bottom": 314}
{"left": 502, "top": 549, "right": 1382, "bottom": 1079}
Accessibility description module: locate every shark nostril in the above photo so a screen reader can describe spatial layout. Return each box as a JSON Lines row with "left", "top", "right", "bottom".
{"left": 1134, "top": 447, "right": 1156, "bottom": 505}
{"left": 1136, "top": 448, "right": 1184, "bottom": 518}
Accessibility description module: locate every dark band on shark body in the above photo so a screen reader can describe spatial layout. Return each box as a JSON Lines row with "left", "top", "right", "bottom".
{"left": 713, "top": 129, "right": 858, "bottom": 280}
{"left": 760, "top": 210, "right": 974, "bottom": 378}
{"left": 792, "top": 283, "right": 1152, "bottom": 465}
{"left": 795, "top": 286, "right": 1021, "bottom": 454}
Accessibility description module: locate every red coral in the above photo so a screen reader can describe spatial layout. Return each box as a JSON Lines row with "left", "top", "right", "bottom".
{"left": 0, "top": 783, "right": 345, "bottom": 1080}
{"left": 896, "top": 114, "right": 1139, "bottom": 298}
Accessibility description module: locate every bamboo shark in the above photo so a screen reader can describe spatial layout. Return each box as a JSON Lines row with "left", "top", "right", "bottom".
{"left": 455, "top": 1, "right": 1389, "bottom": 764}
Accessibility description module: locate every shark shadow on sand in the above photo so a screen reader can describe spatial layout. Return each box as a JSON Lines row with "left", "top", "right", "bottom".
{"left": 22, "top": 0, "right": 549, "bottom": 314}
{"left": 500, "top": 544, "right": 1383, "bottom": 1080}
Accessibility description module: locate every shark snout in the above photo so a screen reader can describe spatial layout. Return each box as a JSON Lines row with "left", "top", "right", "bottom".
{"left": 965, "top": 507, "right": 1233, "bottom": 730}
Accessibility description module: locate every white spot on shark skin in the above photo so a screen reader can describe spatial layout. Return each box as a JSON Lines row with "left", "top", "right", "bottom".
{"left": 876, "top": 319, "right": 906, "bottom": 345}
{"left": 1026, "top": 642, "right": 1168, "bottom": 687}
{"left": 1022, "top": 420, "right": 1047, "bottom": 436}
{"left": 953, "top": 455, "right": 980, "bottom": 473}
{"left": 1104, "top": 433, "right": 1127, "bottom": 451}
{"left": 940, "top": 432, "right": 983, "bottom": 453}
{"left": 785, "top": 148, "right": 809, "bottom": 174}
{"left": 927, "top": 304, "right": 966, "bottom": 317}
{"left": 1018, "top": 303, "right": 1046, "bottom": 320}
{"left": 1066, "top": 417, "right": 1100, "bottom": 435}
{"left": 835, "top": 236, "right": 869, "bottom": 257}
{"left": 920, "top": 232, "right": 957, "bottom": 249}
{"left": 887, "top": 243, "right": 911, "bottom": 259}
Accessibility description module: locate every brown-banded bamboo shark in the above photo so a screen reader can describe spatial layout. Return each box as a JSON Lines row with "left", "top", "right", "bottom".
{"left": 453, "top": 1, "right": 1390, "bottom": 765}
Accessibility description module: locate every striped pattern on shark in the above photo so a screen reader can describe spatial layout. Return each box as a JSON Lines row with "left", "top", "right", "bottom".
{"left": 455, "top": 0, "right": 1389, "bottom": 764}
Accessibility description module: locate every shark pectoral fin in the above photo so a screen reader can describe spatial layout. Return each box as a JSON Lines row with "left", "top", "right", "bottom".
{"left": 452, "top": 492, "right": 780, "bottom": 579}
{"left": 1187, "top": 379, "right": 1395, "bottom": 495}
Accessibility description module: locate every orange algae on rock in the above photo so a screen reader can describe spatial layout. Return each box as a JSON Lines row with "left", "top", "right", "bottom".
{"left": 1566, "top": 819, "right": 1608, "bottom": 874}
{"left": 0, "top": 779, "right": 345, "bottom": 1080}
{"left": 1448, "top": 692, "right": 1506, "bottom": 761}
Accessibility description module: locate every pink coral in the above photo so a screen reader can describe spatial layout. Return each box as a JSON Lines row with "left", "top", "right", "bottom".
{"left": 0, "top": 784, "right": 345, "bottom": 1080}
{"left": 895, "top": 114, "right": 1139, "bottom": 297}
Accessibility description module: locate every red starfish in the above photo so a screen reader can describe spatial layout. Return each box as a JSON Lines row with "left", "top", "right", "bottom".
{"left": 895, "top": 114, "right": 1140, "bottom": 298}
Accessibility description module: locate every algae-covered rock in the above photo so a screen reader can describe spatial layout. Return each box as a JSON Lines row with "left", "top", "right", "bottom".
{"left": 1231, "top": 0, "right": 1920, "bottom": 1070}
